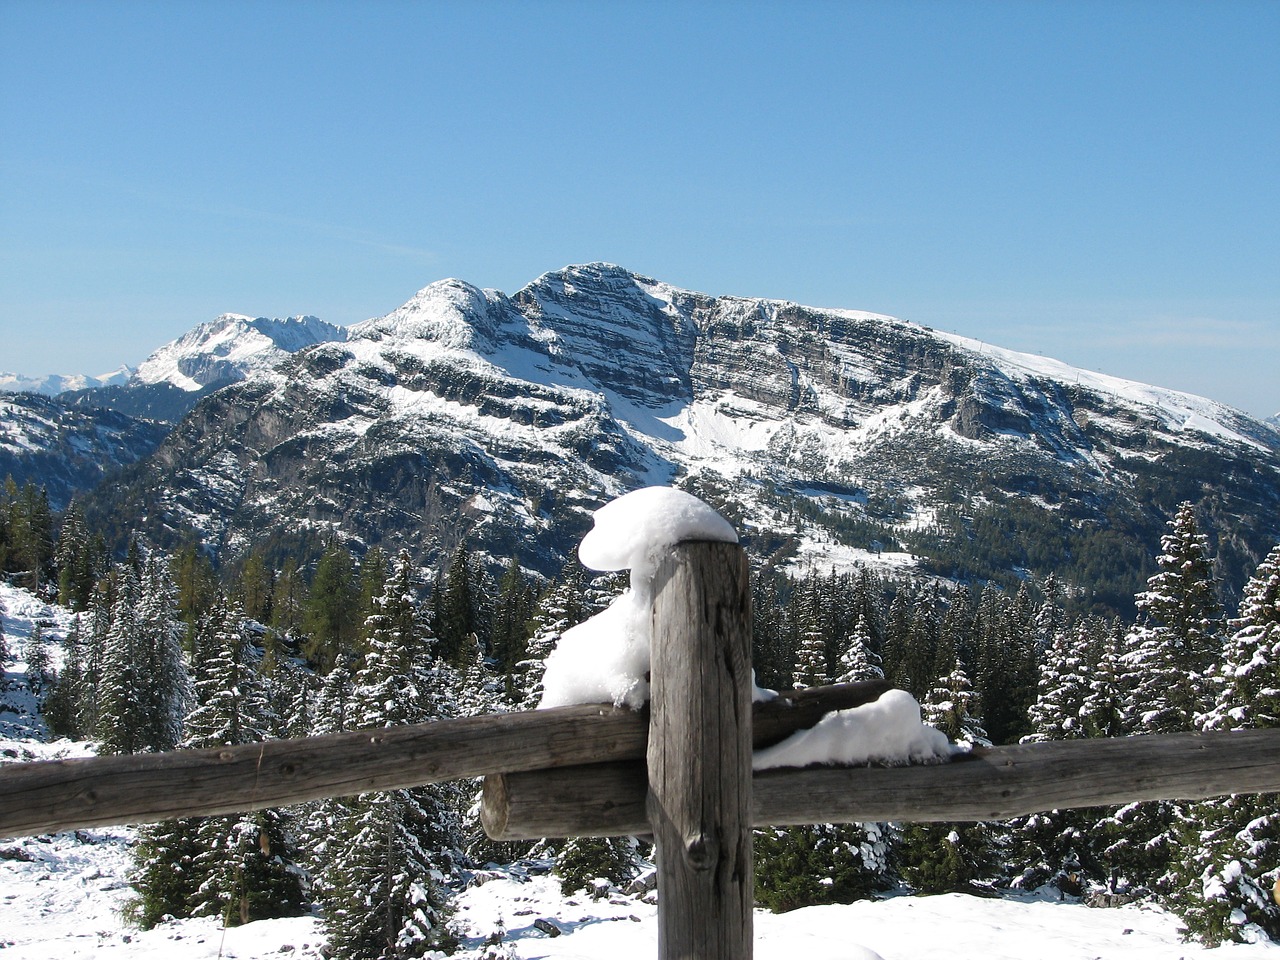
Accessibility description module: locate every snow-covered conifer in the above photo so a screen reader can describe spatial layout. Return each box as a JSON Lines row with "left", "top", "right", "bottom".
{"left": 1170, "top": 545, "right": 1280, "bottom": 944}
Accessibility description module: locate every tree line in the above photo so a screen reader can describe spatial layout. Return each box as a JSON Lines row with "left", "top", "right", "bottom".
{"left": 5, "top": 479, "right": 1280, "bottom": 953}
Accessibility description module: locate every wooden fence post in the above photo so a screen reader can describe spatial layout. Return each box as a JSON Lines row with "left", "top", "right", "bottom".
{"left": 647, "top": 540, "right": 753, "bottom": 960}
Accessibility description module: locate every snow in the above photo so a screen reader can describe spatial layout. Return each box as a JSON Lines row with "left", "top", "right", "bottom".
{"left": 535, "top": 488, "right": 950, "bottom": 771}
{"left": 753, "top": 689, "right": 954, "bottom": 771}
{"left": 5, "top": 580, "right": 1280, "bottom": 959}
{"left": 537, "top": 487, "right": 737, "bottom": 710}
{"left": 932, "top": 328, "right": 1266, "bottom": 450}
{"left": 577, "top": 485, "right": 737, "bottom": 576}
{"left": 6, "top": 844, "right": 1280, "bottom": 960}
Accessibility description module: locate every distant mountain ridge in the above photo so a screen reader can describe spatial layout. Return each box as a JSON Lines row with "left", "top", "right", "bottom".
{"left": 66, "top": 263, "right": 1280, "bottom": 613}
{"left": 0, "top": 367, "right": 134, "bottom": 396}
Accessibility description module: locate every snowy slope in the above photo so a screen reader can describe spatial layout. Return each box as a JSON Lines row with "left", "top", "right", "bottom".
{"left": 133, "top": 314, "right": 347, "bottom": 391}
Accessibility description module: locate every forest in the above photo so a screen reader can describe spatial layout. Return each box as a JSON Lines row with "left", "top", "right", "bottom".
{"left": 3, "top": 475, "right": 1280, "bottom": 957}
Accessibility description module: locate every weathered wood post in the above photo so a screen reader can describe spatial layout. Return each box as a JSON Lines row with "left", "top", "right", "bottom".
{"left": 647, "top": 540, "right": 753, "bottom": 960}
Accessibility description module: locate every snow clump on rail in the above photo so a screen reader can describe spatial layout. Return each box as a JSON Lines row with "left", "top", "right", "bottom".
{"left": 537, "top": 486, "right": 737, "bottom": 710}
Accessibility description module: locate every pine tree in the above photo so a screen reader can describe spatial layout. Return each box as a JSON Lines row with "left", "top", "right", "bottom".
{"left": 96, "top": 561, "right": 148, "bottom": 755}
{"left": 1026, "top": 618, "right": 1095, "bottom": 742}
{"left": 318, "top": 555, "right": 461, "bottom": 959}
{"left": 791, "top": 585, "right": 829, "bottom": 689}
{"left": 833, "top": 611, "right": 884, "bottom": 683}
{"left": 56, "top": 500, "right": 102, "bottom": 611}
{"left": 130, "top": 591, "right": 304, "bottom": 929}
{"left": 922, "top": 658, "right": 989, "bottom": 748}
{"left": 516, "top": 569, "right": 590, "bottom": 709}
{"left": 1121, "top": 501, "right": 1223, "bottom": 735}
{"left": 1107, "top": 504, "right": 1224, "bottom": 892}
{"left": 135, "top": 556, "right": 192, "bottom": 752}
{"left": 23, "top": 624, "right": 50, "bottom": 698}
{"left": 302, "top": 542, "right": 358, "bottom": 671}
{"left": 899, "top": 822, "right": 998, "bottom": 895}
{"left": 1169, "top": 545, "right": 1280, "bottom": 944}
{"left": 754, "top": 822, "right": 892, "bottom": 911}
{"left": 554, "top": 835, "right": 639, "bottom": 896}
{"left": 0, "top": 593, "right": 8, "bottom": 691}
{"left": 1013, "top": 616, "right": 1112, "bottom": 892}
{"left": 127, "top": 817, "right": 204, "bottom": 928}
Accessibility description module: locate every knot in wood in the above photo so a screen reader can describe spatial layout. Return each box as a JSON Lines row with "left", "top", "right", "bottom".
{"left": 684, "top": 832, "right": 719, "bottom": 871}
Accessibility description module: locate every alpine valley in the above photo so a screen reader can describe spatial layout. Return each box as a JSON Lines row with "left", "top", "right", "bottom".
{"left": 6, "top": 263, "right": 1280, "bottom": 614}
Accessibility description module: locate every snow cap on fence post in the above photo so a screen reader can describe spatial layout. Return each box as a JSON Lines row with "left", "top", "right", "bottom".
{"left": 538, "top": 486, "right": 738, "bottom": 710}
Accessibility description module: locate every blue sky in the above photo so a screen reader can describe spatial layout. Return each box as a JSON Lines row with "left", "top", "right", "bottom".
{"left": 2, "top": 0, "right": 1277, "bottom": 416}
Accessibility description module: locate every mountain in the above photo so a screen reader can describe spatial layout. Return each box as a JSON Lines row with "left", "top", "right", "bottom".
{"left": 0, "top": 366, "right": 133, "bottom": 395}
{"left": 77, "top": 263, "right": 1280, "bottom": 610}
{"left": 36, "top": 314, "right": 348, "bottom": 424}
{"left": 131, "top": 313, "right": 347, "bottom": 392}
{"left": 0, "top": 392, "right": 170, "bottom": 511}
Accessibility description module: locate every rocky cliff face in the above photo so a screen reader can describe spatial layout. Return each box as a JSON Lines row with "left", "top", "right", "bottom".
{"left": 0, "top": 394, "right": 170, "bottom": 511}
{"left": 76, "top": 263, "right": 1280, "bottom": 606}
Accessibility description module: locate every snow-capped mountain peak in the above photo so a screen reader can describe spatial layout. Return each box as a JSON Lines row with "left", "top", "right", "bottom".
{"left": 133, "top": 313, "right": 347, "bottom": 392}
{"left": 348, "top": 279, "right": 495, "bottom": 351}
{"left": 0, "top": 366, "right": 134, "bottom": 396}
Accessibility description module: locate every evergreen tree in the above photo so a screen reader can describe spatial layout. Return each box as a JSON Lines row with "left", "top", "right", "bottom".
{"left": 135, "top": 556, "right": 192, "bottom": 752}
{"left": 132, "top": 591, "right": 304, "bottom": 929}
{"left": 1026, "top": 618, "right": 1095, "bottom": 742}
{"left": 833, "top": 611, "right": 884, "bottom": 683}
{"left": 56, "top": 500, "right": 102, "bottom": 611}
{"left": 1169, "top": 545, "right": 1280, "bottom": 944}
{"left": 127, "top": 817, "right": 204, "bottom": 928}
{"left": 516, "top": 569, "right": 590, "bottom": 709}
{"left": 0, "top": 593, "right": 8, "bottom": 690}
{"left": 554, "top": 835, "right": 639, "bottom": 896}
{"left": 23, "top": 624, "right": 50, "bottom": 698}
{"left": 899, "top": 822, "right": 998, "bottom": 895}
{"left": 1107, "top": 504, "right": 1224, "bottom": 892}
{"left": 238, "top": 546, "right": 275, "bottom": 626}
{"left": 318, "top": 556, "right": 460, "bottom": 959}
{"left": 791, "top": 583, "right": 829, "bottom": 689}
{"left": 754, "top": 822, "right": 892, "bottom": 912}
{"left": 1013, "top": 616, "right": 1113, "bottom": 892}
{"left": 302, "top": 542, "right": 358, "bottom": 672}
{"left": 96, "top": 562, "right": 148, "bottom": 755}
{"left": 44, "top": 616, "right": 86, "bottom": 738}
{"left": 433, "top": 545, "right": 478, "bottom": 666}
{"left": 922, "top": 658, "right": 989, "bottom": 748}
{"left": 1121, "top": 501, "right": 1223, "bottom": 735}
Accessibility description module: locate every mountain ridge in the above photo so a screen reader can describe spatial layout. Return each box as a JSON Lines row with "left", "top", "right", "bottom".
{"left": 65, "top": 263, "right": 1280, "bottom": 614}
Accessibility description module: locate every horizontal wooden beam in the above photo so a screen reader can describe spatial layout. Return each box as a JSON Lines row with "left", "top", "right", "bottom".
{"left": 482, "top": 728, "right": 1280, "bottom": 839}
{"left": 0, "top": 680, "right": 889, "bottom": 839}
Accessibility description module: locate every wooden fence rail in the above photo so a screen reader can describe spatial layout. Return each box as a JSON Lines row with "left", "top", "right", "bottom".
{"left": 6, "top": 535, "right": 1280, "bottom": 960}
{"left": 482, "top": 727, "right": 1280, "bottom": 839}
{"left": 0, "top": 679, "right": 889, "bottom": 840}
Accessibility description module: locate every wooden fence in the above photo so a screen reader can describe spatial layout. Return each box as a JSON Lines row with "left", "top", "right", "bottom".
{"left": 5, "top": 540, "right": 1280, "bottom": 958}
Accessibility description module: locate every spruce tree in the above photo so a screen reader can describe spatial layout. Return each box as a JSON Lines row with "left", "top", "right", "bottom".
{"left": 318, "top": 554, "right": 460, "bottom": 959}
{"left": 1169, "top": 545, "right": 1280, "bottom": 944}
{"left": 554, "top": 835, "right": 639, "bottom": 896}
{"left": 1108, "top": 504, "right": 1224, "bottom": 892}
{"left": 754, "top": 823, "right": 892, "bottom": 912}
{"left": 1121, "top": 501, "right": 1223, "bottom": 735}
{"left": 833, "top": 611, "right": 884, "bottom": 683}
{"left": 131, "top": 591, "right": 304, "bottom": 929}
{"left": 302, "top": 542, "right": 358, "bottom": 671}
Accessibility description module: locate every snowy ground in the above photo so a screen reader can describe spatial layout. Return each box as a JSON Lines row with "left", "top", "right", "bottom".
{"left": 4, "top": 837, "right": 1280, "bottom": 960}
{"left": 6, "top": 581, "right": 1280, "bottom": 959}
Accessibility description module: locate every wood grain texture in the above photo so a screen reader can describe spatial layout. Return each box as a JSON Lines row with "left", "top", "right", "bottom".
{"left": 483, "top": 728, "right": 1280, "bottom": 839}
{"left": 645, "top": 541, "right": 754, "bottom": 960}
{"left": 0, "top": 702, "right": 644, "bottom": 839}
{"left": 2, "top": 667, "right": 886, "bottom": 840}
